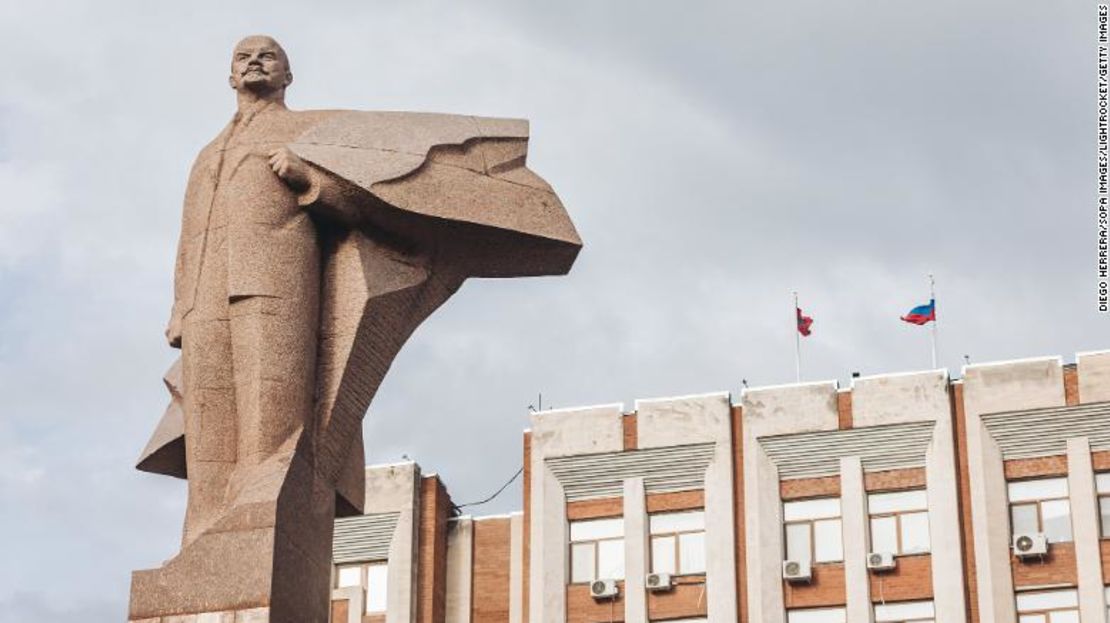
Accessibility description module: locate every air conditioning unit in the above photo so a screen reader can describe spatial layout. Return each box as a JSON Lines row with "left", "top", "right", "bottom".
{"left": 589, "top": 579, "right": 619, "bottom": 599}
{"left": 782, "top": 559, "right": 812, "bottom": 583}
{"left": 866, "top": 552, "right": 896, "bottom": 571}
{"left": 1013, "top": 533, "right": 1048, "bottom": 558}
{"left": 645, "top": 572, "right": 673, "bottom": 591}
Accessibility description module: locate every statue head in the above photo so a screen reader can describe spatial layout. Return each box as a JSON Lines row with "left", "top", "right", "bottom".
{"left": 228, "top": 35, "right": 292, "bottom": 98}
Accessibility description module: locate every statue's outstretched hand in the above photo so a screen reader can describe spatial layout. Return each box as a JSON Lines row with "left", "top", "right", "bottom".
{"left": 267, "top": 147, "right": 311, "bottom": 193}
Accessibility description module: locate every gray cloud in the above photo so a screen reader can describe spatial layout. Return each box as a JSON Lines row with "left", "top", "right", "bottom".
{"left": 0, "top": 1, "right": 1100, "bottom": 620}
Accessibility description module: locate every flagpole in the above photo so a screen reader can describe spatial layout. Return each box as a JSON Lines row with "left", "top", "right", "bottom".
{"left": 794, "top": 291, "right": 802, "bottom": 383}
{"left": 929, "top": 274, "right": 938, "bottom": 369}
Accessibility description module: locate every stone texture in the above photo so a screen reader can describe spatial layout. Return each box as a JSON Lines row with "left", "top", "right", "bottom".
{"left": 130, "top": 35, "right": 579, "bottom": 622}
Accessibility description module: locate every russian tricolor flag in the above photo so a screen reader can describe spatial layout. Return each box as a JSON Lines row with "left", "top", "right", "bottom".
{"left": 901, "top": 299, "right": 936, "bottom": 325}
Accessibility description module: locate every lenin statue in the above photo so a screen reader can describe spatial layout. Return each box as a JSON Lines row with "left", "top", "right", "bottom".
{"left": 129, "top": 35, "right": 580, "bottom": 622}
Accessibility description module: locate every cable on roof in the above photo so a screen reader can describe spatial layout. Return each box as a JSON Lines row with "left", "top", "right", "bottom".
{"left": 453, "top": 465, "right": 524, "bottom": 511}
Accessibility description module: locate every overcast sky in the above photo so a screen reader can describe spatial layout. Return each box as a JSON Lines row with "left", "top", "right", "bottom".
{"left": 0, "top": 1, "right": 1100, "bottom": 620}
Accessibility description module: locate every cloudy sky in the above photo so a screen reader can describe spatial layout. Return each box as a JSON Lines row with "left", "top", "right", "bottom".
{"left": 0, "top": 0, "right": 1099, "bottom": 620}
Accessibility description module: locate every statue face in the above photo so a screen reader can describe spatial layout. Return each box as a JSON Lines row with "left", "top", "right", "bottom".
{"left": 229, "top": 36, "right": 291, "bottom": 95}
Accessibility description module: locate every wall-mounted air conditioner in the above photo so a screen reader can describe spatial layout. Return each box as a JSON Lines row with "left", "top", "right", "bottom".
{"left": 645, "top": 572, "right": 673, "bottom": 591}
{"left": 782, "top": 559, "right": 812, "bottom": 583}
{"left": 1012, "top": 533, "right": 1048, "bottom": 558}
{"left": 589, "top": 579, "right": 619, "bottom": 599}
{"left": 866, "top": 551, "right": 896, "bottom": 571}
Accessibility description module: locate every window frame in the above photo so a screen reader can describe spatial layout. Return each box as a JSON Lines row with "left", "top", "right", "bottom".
{"left": 568, "top": 516, "right": 625, "bottom": 584}
{"left": 1015, "top": 588, "right": 1080, "bottom": 622}
{"left": 1096, "top": 473, "right": 1110, "bottom": 539}
{"left": 649, "top": 509, "right": 706, "bottom": 576}
{"left": 868, "top": 489, "right": 930, "bottom": 556}
{"left": 1008, "top": 477, "right": 1072, "bottom": 543}
{"left": 333, "top": 561, "right": 388, "bottom": 614}
{"left": 783, "top": 497, "right": 843, "bottom": 564}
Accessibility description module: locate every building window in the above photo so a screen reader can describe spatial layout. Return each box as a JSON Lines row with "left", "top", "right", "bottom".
{"left": 1015, "top": 588, "right": 1079, "bottom": 623}
{"left": 1097, "top": 473, "right": 1110, "bottom": 537}
{"left": 1008, "top": 477, "right": 1072, "bottom": 543}
{"left": 868, "top": 489, "right": 930, "bottom": 555}
{"left": 787, "top": 606, "right": 847, "bottom": 623}
{"left": 569, "top": 517, "right": 624, "bottom": 583}
{"left": 784, "top": 497, "right": 843, "bottom": 563}
{"left": 335, "top": 561, "right": 388, "bottom": 614}
{"left": 874, "top": 599, "right": 935, "bottom": 622}
{"left": 649, "top": 510, "right": 706, "bottom": 575}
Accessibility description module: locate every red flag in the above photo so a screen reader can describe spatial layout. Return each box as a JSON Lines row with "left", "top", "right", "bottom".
{"left": 796, "top": 307, "right": 813, "bottom": 336}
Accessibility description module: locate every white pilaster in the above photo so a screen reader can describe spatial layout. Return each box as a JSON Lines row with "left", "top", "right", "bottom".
{"left": 963, "top": 358, "right": 1064, "bottom": 622}
{"left": 744, "top": 444, "right": 785, "bottom": 623}
{"left": 840, "top": 456, "right": 872, "bottom": 623}
{"left": 1067, "top": 437, "right": 1107, "bottom": 623}
{"left": 925, "top": 409, "right": 968, "bottom": 622}
{"left": 445, "top": 518, "right": 473, "bottom": 623}
{"left": 530, "top": 463, "right": 568, "bottom": 623}
{"left": 624, "top": 477, "right": 648, "bottom": 623}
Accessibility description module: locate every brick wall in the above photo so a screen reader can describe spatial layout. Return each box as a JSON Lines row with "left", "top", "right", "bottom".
{"left": 732, "top": 405, "right": 747, "bottom": 623}
{"left": 837, "top": 390, "right": 853, "bottom": 430}
{"left": 783, "top": 563, "right": 846, "bottom": 608}
{"left": 647, "top": 581, "right": 708, "bottom": 621}
{"left": 781, "top": 476, "right": 840, "bottom": 500}
{"left": 864, "top": 468, "right": 926, "bottom": 492}
{"left": 1012, "top": 542, "right": 1078, "bottom": 587}
{"left": 645, "top": 490, "right": 704, "bottom": 513}
{"left": 472, "top": 518, "right": 513, "bottom": 623}
{"left": 417, "top": 476, "right": 451, "bottom": 623}
{"left": 1065, "top": 364, "right": 1080, "bottom": 405}
{"left": 566, "top": 497, "right": 622, "bottom": 521}
{"left": 566, "top": 583, "right": 624, "bottom": 623}
{"left": 868, "top": 555, "right": 933, "bottom": 602}
{"left": 1003, "top": 456, "right": 1068, "bottom": 480}
{"left": 623, "top": 413, "right": 637, "bottom": 451}
{"left": 952, "top": 383, "right": 980, "bottom": 623}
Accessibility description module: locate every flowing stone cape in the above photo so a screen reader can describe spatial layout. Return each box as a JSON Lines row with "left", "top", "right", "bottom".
{"left": 136, "top": 111, "right": 581, "bottom": 514}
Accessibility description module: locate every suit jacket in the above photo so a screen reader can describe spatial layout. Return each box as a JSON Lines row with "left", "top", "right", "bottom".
{"left": 169, "top": 106, "right": 337, "bottom": 337}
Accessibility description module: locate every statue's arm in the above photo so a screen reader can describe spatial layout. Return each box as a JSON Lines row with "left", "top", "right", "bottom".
{"left": 295, "top": 167, "right": 363, "bottom": 226}
{"left": 269, "top": 147, "right": 362, "bottom": 227}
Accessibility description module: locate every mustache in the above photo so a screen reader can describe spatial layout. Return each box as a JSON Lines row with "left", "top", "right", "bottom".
{"left": 241, "top": 65, "right": 269, "bottom": 76}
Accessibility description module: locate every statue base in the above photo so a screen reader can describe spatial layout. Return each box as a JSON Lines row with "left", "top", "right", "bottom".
{"left": 129, "top": 452, "right": 336, "bottom": 623}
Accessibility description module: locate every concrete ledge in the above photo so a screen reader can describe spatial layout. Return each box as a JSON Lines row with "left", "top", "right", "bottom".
{"left": 530, "top": 403, "right": 623, "bottom": 457}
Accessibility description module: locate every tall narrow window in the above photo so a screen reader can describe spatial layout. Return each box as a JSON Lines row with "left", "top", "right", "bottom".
{"left": 1015, "top": 588, "right": 1079, "bottom": 623}
{"left": 868, "top": 490, "right": 930, "bottom": 555}
{"left": 334, "top": 561, "right": 388, "bottom": 614}
{"left": 569, "top": 517, "right": 624, "bottom": 583}
{"left": 783, "top": 498, "right": 843, "bottom": 563}
{"left": 1096, "top": 473, "right": 1110, "bottom": 537}
{"left": 649, "top": 510, "right": 706, "bottom": 575}
{"left": 1008, "top": 477, "right": 1072, "bottom": 543}
{"left": 365, "top": 563, "right": 388, "bottom": 614}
